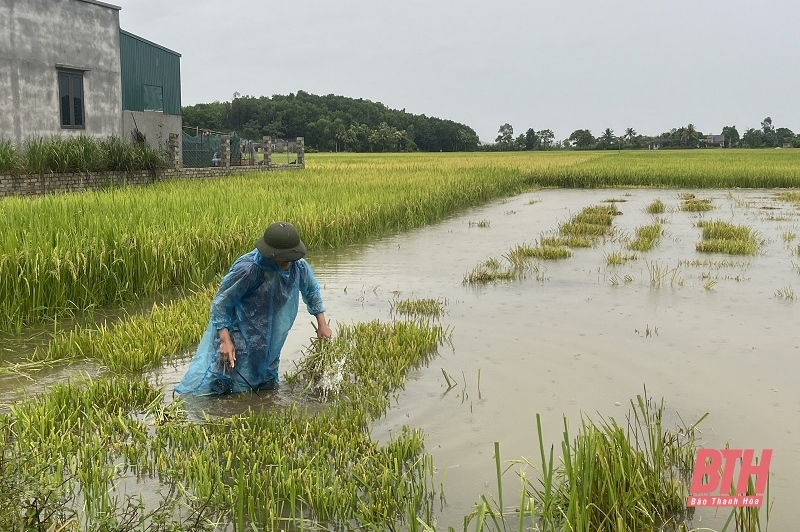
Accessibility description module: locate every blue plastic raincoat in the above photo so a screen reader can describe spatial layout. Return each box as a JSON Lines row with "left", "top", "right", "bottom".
{"left": 175, "top": 250, "right": 325, "bottom": 395}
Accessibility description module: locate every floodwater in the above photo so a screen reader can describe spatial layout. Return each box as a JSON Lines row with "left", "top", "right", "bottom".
{"left": 4, "top": 188, "right": 800, "bottom": 531}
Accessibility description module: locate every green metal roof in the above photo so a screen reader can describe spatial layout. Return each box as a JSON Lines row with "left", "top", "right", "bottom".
{"left": 119, "top": 29, "right": 182, "bottom": 115}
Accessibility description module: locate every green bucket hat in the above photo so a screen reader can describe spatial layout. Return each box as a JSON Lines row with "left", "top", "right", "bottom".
{"left": 256, "top": 222, "right": 307, "bottom": 261}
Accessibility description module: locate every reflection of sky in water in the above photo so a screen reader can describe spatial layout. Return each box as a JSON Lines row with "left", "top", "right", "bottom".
{"left": 4, "top": 189, "right": 799, "bottom": 530}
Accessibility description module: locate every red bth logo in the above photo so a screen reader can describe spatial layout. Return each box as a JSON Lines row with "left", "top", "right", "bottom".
{"left": 687, "top": 449, "right": 772, "bottom": 507}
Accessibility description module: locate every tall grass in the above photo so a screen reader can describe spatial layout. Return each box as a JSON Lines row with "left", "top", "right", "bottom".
{"left": 4, "top": 135, "right": 168, "bottom": 176}
{"left": 0, "top": 138, "right": 21, "bottom": 174}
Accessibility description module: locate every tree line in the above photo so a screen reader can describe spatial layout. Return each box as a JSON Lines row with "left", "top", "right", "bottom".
{"left": 182, "top": 91, "right": 479, "bottom": 152}
{"left": 488, "top": 117, "right": 800, "bottom": 151}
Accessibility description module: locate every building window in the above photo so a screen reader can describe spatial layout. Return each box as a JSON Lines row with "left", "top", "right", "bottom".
{"left": 143, "top": 84, "right": 164, "bottom": 112}
{"left": 58, "top": 71, "right": 84, "bottom": 128}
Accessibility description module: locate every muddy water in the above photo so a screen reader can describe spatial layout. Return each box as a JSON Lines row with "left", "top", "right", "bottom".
{"left": 5, "top": 188, "right": 800, "bottom": 530}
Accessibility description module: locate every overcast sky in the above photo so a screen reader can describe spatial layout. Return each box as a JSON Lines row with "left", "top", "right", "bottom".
{"left": 119, "top": 0, "right": 799, "bottom": 144}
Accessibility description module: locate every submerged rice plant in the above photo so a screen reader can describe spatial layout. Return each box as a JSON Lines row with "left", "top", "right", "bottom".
{"left": 645, "top": 198, "right": 666, "bottom": 214}
{"left": 628, "top": 223, "right": 662, "bottom": 252}
{"left": 680, "top": 193, "right": 714, "bottom": 212}
{"left": 3, "top": 318, "right": 449, "bottom": 531}
{"left": 540, "top": 235, "right": 594, "bottom": 248}
{"left": 605, "top": 251, "right": 638, "bottom": 265}
{"left": 463, "top": 257, "right": 520, "bottom": 285}
{"left": 557, "top": 204, "right": 621, "bottom": 245}
{"left": 391, "top": 297, "right": 447, "bottom": 318}
{"left": 695, "top": 220, "right": 760, "bottom": 255}
{"left": 508, "top": 243, "right": 572, "bottom": 262}
{"left": 460, "top": 392, "right": 711, "bottom": 532}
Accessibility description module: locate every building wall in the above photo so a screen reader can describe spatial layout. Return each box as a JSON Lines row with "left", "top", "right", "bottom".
{"left": 122, "top": 111, "right": 182, "bottom": 163}
{"left": 119, "top": 30, "right": 182, "bottom": 160}
{"left": 0, "top": 0, "right": 122, "bottom": 147}
{"left": 0, "top": 165, "right": 303, "bottom": 199}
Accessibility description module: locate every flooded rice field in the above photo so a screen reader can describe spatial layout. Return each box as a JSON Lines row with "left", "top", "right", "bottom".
{"left": 4, "top": 187, "right": 800, "bottom": 530}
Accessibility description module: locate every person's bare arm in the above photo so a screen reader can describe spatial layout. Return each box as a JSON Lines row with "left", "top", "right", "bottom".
{"left": 315, "top": 313, "right": 332, "bottom": 339}
{"left": 218, "top": 328, "right": 236, "bottom": 367}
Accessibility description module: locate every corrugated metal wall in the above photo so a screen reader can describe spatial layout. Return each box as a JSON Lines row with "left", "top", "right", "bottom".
{"left": 119, "top": 30, "right": 181, "bottom": 116}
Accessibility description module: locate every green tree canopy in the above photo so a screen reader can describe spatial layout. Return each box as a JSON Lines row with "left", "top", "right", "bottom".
{"left": 182, "top": 91, "right": 479, "bottom": 152}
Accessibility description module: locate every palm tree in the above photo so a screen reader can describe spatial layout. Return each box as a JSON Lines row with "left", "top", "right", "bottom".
{"left": 601, "top": 128, "right": 615, "bottom": 143}
{"left": 686, "top": 123, "right": 699, "bottom": 148}
{"left": 624, "top": 127, "right": 637, "bottom": 143}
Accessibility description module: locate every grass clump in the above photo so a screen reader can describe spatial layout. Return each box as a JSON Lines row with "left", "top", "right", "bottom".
{"left": 0, "top": 138, "right": 21, "bottom": 174}
{"left": 645, "top": 198, "right": 665, "bottom": 214}
{"left": 695, "top": 220, "right": 760, "bottom": 255}
{"left": 628, "top": 223, "right": 663, "bottom": 252}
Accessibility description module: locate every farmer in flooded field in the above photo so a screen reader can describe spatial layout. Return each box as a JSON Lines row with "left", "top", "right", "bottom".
{"left": 175, "top": 221, "right": 332, "bottom": 395}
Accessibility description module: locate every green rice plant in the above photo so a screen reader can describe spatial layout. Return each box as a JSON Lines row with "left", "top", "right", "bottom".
{"left": 5, "top": 317, "right": 449, "bottom": 531}
{"left": 469, "top": 219, "right": 491, "bottom": 228}
{"left": 775, "top": 191, "right": 800, "bottom": 204}
{"left": 645, "top": 198, "right": 666, "bottom": 214}
{"left": 540, "top": 235, "right": 594, "bottom": 248}
{"left": 0, "top": 138, "right": 21, "bottom": 174}
{"left": 508, "top": 243, "right": 571, "bottom": 262}
{"left": 781, "top": 231, "right": 796, "bottom": 242}
{"left": 391, "top": 297, "right": 447, "bottom": 318}
{"left": 28, "top": 284, "right": 215, "bottom": 372}
{"left": 648, "top": 261, "right": 684, "bottom": 287}
{"left": 2, "top": 154, "right": 553, "bottom": 331}
{"left": 558, "top": 204, "right": 620, "bottom": 245}
{"left": 628, "top": 223, "right": 662, "bottom": 252}
{"left": 681, "top": 195, "right": 714, "bottom": 212}
{"left": 678, "top": 258, "right": 751, "bottom": 269}
{"left": 463, "top": 257, "right": 519, "bottom": 285}
{"left": 605, "top": 251, "right": 637, "bottom": 265}
{"left": 462, "top": 392, "right": 709, "bottom": 532}
{"left": 695, "top": 220, "right": 760, "bottom": 256}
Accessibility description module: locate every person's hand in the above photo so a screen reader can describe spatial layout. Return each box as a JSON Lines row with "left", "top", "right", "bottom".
{"left": 219, "top": 332, "right": 236, "bottom": 368}
{"left": 316, "top": 322, "right": 333, "bottom": 340}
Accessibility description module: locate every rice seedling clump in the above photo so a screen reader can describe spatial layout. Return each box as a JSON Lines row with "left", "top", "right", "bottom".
{"left": 463, "top": 257, "right": 520, "bottom": 285}
{"left": 695, "top": 220, "right": 760, "bottom": 255}
{"left": 628, "top": 223, "right": 663, "bottom": 252}
{"left": 605, "top": 251, "right": 638, "bottom": 265}
{"left": 680, "top": 193, "right": 714, "bottom": 212}
{"left": 645, "top": 198, "right": 666, "bottom": 214}
{"left": 508, "top": 243, "right": 572, "bottom": 262}
{"left": 558, "top": 204, "right": 621, "bottom": 245}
